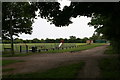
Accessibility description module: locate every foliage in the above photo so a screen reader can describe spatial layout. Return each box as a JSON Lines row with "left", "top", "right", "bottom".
{"left": 44, "top": 2, "right": 120, "bottom": 53}
{"left": 2, "top": 2, "right": 37, "bottom": 39}
{"left": 3, "top": 2, "right": 119, "bottom": 53}
{"left": 2, "top": 2, "right": 60, "bottom": 39}
{"left": 2, "top": 36, "right": 93, "bottom": 43}
{"left": 104, "top": 46, "right": 116, "bottom": 54}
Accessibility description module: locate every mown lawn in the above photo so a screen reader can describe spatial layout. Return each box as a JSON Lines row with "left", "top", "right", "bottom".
{"left": 3, "top": 62, "right": 85, "bottom": 79}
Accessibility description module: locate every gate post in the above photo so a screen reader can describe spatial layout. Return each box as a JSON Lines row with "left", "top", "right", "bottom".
{"left": 26, "top": 45, "right": 28, "bottom": 53}
{"left": 20, "top": 46, "right": 22, "bottom": 53}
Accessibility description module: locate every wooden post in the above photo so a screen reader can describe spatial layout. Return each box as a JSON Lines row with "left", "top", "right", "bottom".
{"left": 20, "top": 46, "right": 22, "bottom": 53}
{"left": 38, "top": 49, "right": 41, "bottom": 52}
{"left": 26, "top": 45, "right": 28, "bottom": 53}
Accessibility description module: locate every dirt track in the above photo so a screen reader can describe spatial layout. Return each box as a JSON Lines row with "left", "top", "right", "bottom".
{"left": 3, "top": 45, "right": 113, "bottom": 78}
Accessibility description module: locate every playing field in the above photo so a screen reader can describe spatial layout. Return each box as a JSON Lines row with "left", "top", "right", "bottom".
{"left": 1, "top": 43, "right": 86, "bottom": 52}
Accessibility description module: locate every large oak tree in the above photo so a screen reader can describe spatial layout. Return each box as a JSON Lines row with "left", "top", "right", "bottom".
{"left": 2, "top": 2, "right": 60, "bottom": 54}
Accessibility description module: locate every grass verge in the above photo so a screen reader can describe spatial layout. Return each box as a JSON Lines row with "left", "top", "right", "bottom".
{"left": 104, "top": 46, "right": 116, "bottom": 54}
{"left": 3, "top": 68, "right": 15, "bottom": 72}
{"left": 99, "top": 57, "right": 120, "bottom": 79}
{"left": 99, "top": 46, "right": 120, "bottom": 79}
{"left": 2, "top": 53, "right": 35, "bottom": 57}
{"left": 3, "top": 62, "right": 85, "bottom": 79}
{"left": 2, "top": 60, "right": 25, "bottom": 66}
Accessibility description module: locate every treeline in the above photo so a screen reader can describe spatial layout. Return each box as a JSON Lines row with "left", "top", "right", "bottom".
{"left": 2, "top": 36, "right": 107, "bottom": 44}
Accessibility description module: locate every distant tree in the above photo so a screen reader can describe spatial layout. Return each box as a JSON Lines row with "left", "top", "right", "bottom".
{"left": 32, "top": 38, "right": 40, "bottom": 43}
{"left": 14, "top": 38, "right": 23, "bottom": 43}
{"left": 2, "top": 39, "right": 11, "bottom": 44}
{"left": 64, "top": 38, "right": 68, "bottom": 43}
{"left": 81, "top": 37, "right": 89, "bottom": 43}
{"left": 40, "top": 39, "right": 45, "bottom": 43}
{"left": 70, "top": 36, "right": 76, "bottom": 40}
{"left": 76, "top": 38, "right": 81, "bottom": 43}
{"left": 55, "top": 38, "right": 60, "bottom": 43}
{"left": 69, "top": 36, "right": 76, "bottom": 43}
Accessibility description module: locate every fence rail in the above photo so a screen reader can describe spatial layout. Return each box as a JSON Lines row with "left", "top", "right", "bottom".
{"left": 2, "top": 43, "right": 88, "bottom": 54}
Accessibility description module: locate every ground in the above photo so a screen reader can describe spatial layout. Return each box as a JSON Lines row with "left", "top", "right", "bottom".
{"left": 2, "top": 44, "right": 115, "bottom": 78}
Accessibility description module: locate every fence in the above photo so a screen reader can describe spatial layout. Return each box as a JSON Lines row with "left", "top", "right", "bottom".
{"left": 2, "top": 43, "right": 88, "bottom": 54}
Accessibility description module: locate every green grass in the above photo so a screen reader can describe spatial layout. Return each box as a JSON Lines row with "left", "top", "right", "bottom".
{"left": 2, "top": 60, "right": 25, "bottom": 66}
{"left": 3, "top": 68, "right": 15, "bottom": 72}
{"left": 2, "top": 43, "right": 106, "bottom": 57}
{"left": 99, "top": 57, "right": 120, "bottom": 79}
{"left": 3, "top": 62, "right": 85, "bottom": 79}
{"left": 2, "top": 43, "right": 86, "bottom": 54}
{"left": 104, "top": 46, "right": 116, "bottom": 54}
{"left": 2, "top": 43, "right": 82, "bottom": 51}
{"left": 99, "top": 46, "right": 120, "bottom": 79}
{"left": 2, "top": 53, "right": 36, "bottom": 57}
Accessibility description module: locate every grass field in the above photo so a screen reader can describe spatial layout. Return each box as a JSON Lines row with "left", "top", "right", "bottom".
{"left": 1, "top": 43, "right": 86, "bottom": 52}
{"left": 1, "top": 43, "right": 106, "bottom": 57}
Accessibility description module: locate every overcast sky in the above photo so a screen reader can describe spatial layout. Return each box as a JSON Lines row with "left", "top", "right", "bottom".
{"left": 18, "top": 0, "right": 96, "bottom": 40}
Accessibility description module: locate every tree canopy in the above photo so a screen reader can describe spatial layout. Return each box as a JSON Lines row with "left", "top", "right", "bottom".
{"left": 2, "top": 2, "right": 120, "bottom": 53}
{"left": 46, "top": 2, "right": 120, "bottom": 53}
{"left": 2, "top": 2, "right": 36, "bottom": 39}
{"left": 2, "top": 2, "right": 60, "bottom": 39}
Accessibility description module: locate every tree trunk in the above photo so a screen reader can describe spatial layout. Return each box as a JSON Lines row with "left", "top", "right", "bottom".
{"left": 10, "top": 11, "right": 14, "bottom": 55}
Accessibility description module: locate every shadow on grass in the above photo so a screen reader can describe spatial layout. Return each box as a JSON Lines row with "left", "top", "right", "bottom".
{"left": 99, "top": 45, "right": 120, "bottom": 79}
{"left": 3, "top": 62, "right": 85, "bottom": 79}
{"left": 2, "top": 60, "right": 25, "bottom": 66}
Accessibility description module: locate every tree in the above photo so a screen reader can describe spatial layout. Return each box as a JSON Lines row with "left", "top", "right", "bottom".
{"left": 2, "top": 2, "right": 37, "bottom": 39}
{"left": 69, "top": 36, "right": 76, "bottom": 43}
{"left": 82, "top": 37, "right": 89, "bottom": 43}
{"left": 32, "top": 38, "right": 40, "bottom": 43}
{"left": 3, "top": 2, "right": 120, "bottom": 54}
{"left": 2, "top": 2, "right": 61, "bottom": 54}
{"left": 40, "top": 39, "right": 45, "bottom": 43}
{"left": 14, "top": 38, "right": 23, "bottom": 43}
{"left": 2, "top": 2, "right": 38, "bottom": 54}
{"left": 76, "top": 38, "right": 81, "bottom": 43}
{"left": 45, "top": 2, "right": 120, "bottom": 53}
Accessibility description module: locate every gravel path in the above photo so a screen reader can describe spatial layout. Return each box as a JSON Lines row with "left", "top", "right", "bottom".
{"left": 2, "top": 45, "right": 112, "bottom": 78}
